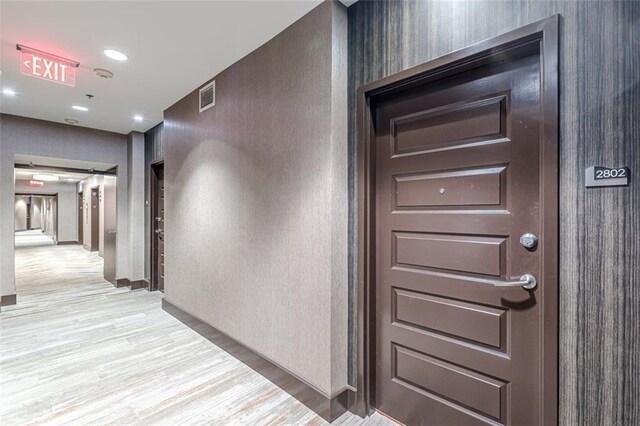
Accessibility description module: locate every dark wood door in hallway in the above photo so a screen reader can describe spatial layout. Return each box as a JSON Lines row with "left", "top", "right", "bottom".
{"left": 359, "top": 19, "right": 559, "bottom": 425}
{"left": 151, "top": 162, "right": 165, "bottom": 292}
{"left": 90, "top": 186, "right": 99, "bottom": 252}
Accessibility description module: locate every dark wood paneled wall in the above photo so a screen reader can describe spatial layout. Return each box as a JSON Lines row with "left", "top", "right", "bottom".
{"left": 145, "top": 122, "right": 164, "bottom": 164}
{"left": 347, "top": 1, "right": 639, "bottom": 424}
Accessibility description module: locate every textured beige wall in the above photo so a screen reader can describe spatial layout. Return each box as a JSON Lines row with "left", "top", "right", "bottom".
{"left": 163, "top": 1, "right": 348, "bottom": 396}
{"left": 14, "top": 197, "right": 27, "bottom": 231}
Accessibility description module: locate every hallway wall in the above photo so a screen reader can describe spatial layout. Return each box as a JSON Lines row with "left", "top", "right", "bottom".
{"left": 347, "top": 1, "right": 640, "bottom": 423}
{"left": 30, "top": 197, "right": 42, "bottom": 230}
{"left": 14, "top": 197, "right": 27, "bottom": 231}
{"left": 14, "top": 179, "right": 78, "bottom": 243}
{"left": 0, "top": 114, "right": 130, "bottom": 297}
{"left": 40, "top": 196, "right": 57, "bottom": 241}
{"left": 162, "top": 1, "right": 348, "bottom": 397}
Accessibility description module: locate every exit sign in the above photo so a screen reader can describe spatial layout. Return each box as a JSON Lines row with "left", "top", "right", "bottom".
{"left": 28, "top": 180, "right": 44, "bottom": 188}
{"left": 17, "top": 44, "right": 79, "bottom": 87}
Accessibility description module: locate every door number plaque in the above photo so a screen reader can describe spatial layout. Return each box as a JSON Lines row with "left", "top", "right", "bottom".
{"left": 585, "top": 166, "right": 630, "bottom": 187}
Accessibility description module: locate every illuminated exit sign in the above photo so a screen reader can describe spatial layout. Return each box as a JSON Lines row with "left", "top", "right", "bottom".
{"left": 17, "top": 44, "right": 79, "bottom": 87}
{"left": 28, "top": 180, "right": 44, "bottom": 188}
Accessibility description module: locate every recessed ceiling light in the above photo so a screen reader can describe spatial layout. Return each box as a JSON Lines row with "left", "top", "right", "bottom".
{"left": 72, "top": 105, "right": 89, "bottom": 112}
{"left": 2, "top": 88, "right": 16, "bottom": 96}
{"left": 103, "top": 49, "right": 128, "bottom": 61}
{"left": 134, "top": 115, "right": 143, "bottom": 122}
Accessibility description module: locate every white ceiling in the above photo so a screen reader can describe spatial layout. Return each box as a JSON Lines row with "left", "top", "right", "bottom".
{"left": 14, "top": 153, "right": 116, "bottom": 171}
{"left": 15, "top": 168, "right": 91, "bottom": 183}
{"left": 0, "top": 0, "right": 349, "bottom": 134}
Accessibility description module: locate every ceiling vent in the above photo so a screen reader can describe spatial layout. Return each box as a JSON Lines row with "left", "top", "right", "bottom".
{"left": 199, "top": 80, "right": 215, "bottom": 112}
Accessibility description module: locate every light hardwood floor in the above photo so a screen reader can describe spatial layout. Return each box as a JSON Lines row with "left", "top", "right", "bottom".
{"left": 1, "top": 239, "right": 393, "bottom": 425}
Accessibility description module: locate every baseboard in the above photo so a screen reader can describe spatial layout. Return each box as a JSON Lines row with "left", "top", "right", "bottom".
{"left": 162, "top": 298, "right": 349, "bottom": 422}
{"left": 83, "top": 244, "right": 91, "bottom": 251}
{"left": 130, "top": 279, "right": 146, "bottom": 290}
{"left": 1, "top": 294, "right": 17, "bottom": 307}
{"left": 116, "top": 278, "right": 130, "bottom": 288}
{"left": 57, "top": 241, "right": 77, "bottom": 245}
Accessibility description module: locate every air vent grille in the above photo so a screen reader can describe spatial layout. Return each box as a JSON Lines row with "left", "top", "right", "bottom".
{"left": 199, "top": 81, "right": 215, "bottom": 112}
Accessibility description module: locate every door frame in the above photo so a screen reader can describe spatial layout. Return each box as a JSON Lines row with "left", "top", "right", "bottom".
{"left": 90, "top": 185, "right": 100, "bottom": 252}
{"left": 78, "top": 192, "right": 83, "bottom": 245}
{"left": 355, "top": 15, "right": 559, "bottom": 423}
{"left": 150, "top": 159, "right": 164, "bottom": 291}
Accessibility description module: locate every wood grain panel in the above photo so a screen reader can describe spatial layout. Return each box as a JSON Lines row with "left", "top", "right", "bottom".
{"left": 391, "top": 96, "right": 505, "bottom": 156}
{"left": 348, "top": 2, "right": 640, "bottom": 423}
{"left": 394, "top": 232, "right": 505, "bottom": 276}
{"left": 393, "top": 288, "right": 506, "bottom": 349}
{"left": 394, "top": 345, "right": 507, "bottom": 421}
{"left": 394, "top": 166, "right": 505, "bottom": 208}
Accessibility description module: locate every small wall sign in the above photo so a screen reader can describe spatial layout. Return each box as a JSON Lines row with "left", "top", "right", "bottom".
{"left": 17, "top": 44, "right": 79, "bottom": 87}
{"left": 585, "top": 166, "right": 630, "bottom": 187}
{"left": 28, "top": 180, "right": 44, "bottom": 188}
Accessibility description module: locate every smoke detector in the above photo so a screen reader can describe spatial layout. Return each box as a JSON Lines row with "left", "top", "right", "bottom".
{"left": 64, "top": 118, "right": 79, "bottom": 125}
{"left": 94, "top": 68, "right": 114, "bottom": 79}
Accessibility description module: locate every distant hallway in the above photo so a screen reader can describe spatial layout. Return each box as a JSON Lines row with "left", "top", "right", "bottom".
{"left": 1, "top": 237, "right": 392, "bottom": 425}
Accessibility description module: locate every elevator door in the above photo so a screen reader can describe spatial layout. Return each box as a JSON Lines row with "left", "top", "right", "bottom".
{"left": 371, "top": 43, "right": 555, "bottom": 425}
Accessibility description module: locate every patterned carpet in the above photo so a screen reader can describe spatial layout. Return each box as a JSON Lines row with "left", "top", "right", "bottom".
{"left": 0, "top": 242, "right": 393, "bottom": 425}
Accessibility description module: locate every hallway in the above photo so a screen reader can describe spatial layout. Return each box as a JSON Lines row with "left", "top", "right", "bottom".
{"left": 1, "top": 242, "right": 393, "bottom": 425}
{"left": 15, "top": 229, "right": 55, "bottom": 249}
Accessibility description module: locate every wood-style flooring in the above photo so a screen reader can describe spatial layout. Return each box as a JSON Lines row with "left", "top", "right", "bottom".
{"left": 1, "top": 239, "right": 393, "bottom": 425}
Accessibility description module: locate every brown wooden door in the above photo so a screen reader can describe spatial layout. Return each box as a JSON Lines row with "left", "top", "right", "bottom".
{"left": 152, "top": 163, "right": 165, "bottom": 292}
{"left": 90, "top": 187, "right": 99, "bottom": 252}
{"left": 372, "top": 44, "right": 554, "bottom": 424}
{"left": 78, "top": 193, "right": 83, "bottom": 245}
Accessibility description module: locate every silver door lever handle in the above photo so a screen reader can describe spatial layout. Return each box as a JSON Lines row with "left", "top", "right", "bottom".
{"left": 491, "top": 274, "right": 537, "bottom": 290}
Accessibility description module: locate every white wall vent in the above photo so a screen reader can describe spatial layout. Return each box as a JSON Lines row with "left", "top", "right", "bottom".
{"left": 199, "top": 80, "right": 215, "bottom": 112}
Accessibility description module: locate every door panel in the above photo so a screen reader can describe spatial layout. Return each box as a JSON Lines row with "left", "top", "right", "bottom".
{"left": 374, "top": 48, "right": 548, "bottom": 425}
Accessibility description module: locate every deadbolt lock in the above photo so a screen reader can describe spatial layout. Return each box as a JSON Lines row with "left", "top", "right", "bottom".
{"left": 520, "top": 233, "right": 538, "bottom": 249}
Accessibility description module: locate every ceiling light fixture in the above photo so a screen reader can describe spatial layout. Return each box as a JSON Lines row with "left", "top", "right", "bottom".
{"left": 134, "top": 115, "right": 143, "bottom": 122}
{"left": 72, "top": 105, "right": 89, "bottom": 112}
{"left": 2, "top": 88, "right": 16, "bottom": 96}
{"left": 103, "top": 49, "right": 128, "bottom": 61}
{"left": 33, "top": 174, "right": 59, "bottom": 182}
{"left": 64, "top": 118, "right": 79, "bottom": 125}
